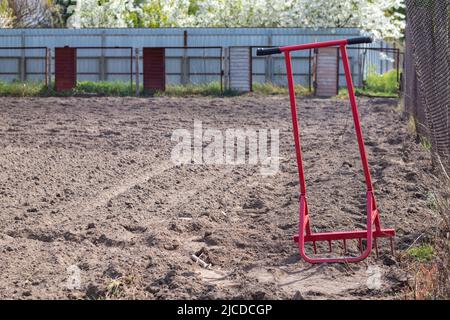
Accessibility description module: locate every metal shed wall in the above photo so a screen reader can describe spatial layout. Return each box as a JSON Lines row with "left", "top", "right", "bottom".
{"left": 0, "top": 28, "right": 396, "bottom": 87}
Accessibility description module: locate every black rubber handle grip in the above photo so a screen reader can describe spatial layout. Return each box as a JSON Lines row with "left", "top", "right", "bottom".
{"left": 256, "top": 47, "right": 281, "bottom": 56}
{"left": 347, "top": 37, "right": 373, "bottom": 45}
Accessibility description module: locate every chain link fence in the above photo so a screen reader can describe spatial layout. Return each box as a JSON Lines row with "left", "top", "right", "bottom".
{"left": 404, "top": 0, "right": 450, "bottom": 172}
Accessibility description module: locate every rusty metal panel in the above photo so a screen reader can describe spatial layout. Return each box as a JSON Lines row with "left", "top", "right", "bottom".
{"left": 315, "top": 47, "right": 338, "bottom": 97}
{"left": 143, "top": 48, "right": 165, "bottom": 91}
{"left": 55, "top": 47, "right": 76, "bottom": 91}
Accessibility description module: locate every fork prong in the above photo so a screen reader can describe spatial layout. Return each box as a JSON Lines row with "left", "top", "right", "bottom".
{"left": 328, "top": 240, "right": 332, "bottom": 252}
{"left": 343, "top": 239, "right": 347, "bottom": 254}
{"left": 374, "top": 237, "right": 379, "bottom": 257}
{"left": 390, "top": 237, "right": 394, "bottom": 254}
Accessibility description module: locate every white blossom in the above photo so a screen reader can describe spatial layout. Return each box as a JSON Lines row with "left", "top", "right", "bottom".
{"left": 67, "top": 0, "right": 139, "bottom": 28}
{"left": 0, "top": 12, "right": 14, "bottom": 28}
{"left": 0, "top": 0, "right": 14, "bottom": 28}
{"left": 139, "top": 0, "right": 191, "bottom": 27}
{"left": 67, "top": 0, "right": 405, "bottom": 39}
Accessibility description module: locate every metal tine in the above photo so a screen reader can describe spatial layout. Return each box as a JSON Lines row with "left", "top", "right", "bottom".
{"left": 343, "top": 239, "right": 347, "bottom": 254}
{"left": 390, "top": 237, "right": 394, "bottom": 254}
{"left": 313, "top": 241, "right": 317, "bottom": 254}
{"left": 374, "top": 237, "right": 379, "bottom": 257}
{"left": 328, "top": 240, "right": 332, "bottom": 253}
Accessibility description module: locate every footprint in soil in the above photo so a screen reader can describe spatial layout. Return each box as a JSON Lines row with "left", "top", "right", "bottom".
{"left": 122, "top": 224, "right": 147, "bottom": 233}
{"left": 146, "top": 234, "right": 158, "bottom": 246}
{"left": 386, "top": 135, "right": 403, "bottom": 145}
{"left": 103, "top": 264, "right": 123, "bottom": 279}
{"left": 404, "top": 171, "right": 418, "bottom": 183}
{"left": 6, "top": 127, "right": 22, "bottom": 132}
{"left": 85, "top": 284, "right": 105, "bottom": 299}
{"left": 203, "top": 231, "right": 222, "bottom": 246}
{"left": 94, "top": 234, "right": 127, "bottom": 248}
{"left": 371, "top": 158, "right": 390, "bottom": 180}
{"left": 370, "top": 146, "right": 388, "bottom": 154}
{"left": 243, "top": 195, "right": 266, "bottom": 210}
{"left": 364, "top": 140, "right": 377, "bottom": 147}
{"left": 99, "top": 130, "right": 121, "bottom": 137}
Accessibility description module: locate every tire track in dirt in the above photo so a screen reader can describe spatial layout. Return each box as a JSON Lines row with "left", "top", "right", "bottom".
{"left": 25, "top": 160, "right": 177, "bottom": 228}
{"left": 0, "top": 160, "right": 174, "bottom": 243}
{"left": 74, "top": 160, "right": 174, "bottom": 216}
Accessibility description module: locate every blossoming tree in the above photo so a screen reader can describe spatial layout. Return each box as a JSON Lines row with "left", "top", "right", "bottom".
{"left": 2, "top": 0, "right": 405, "bottom": 40}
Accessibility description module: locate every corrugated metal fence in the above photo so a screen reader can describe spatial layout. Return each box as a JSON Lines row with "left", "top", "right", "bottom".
{"left": 0, "top": 28, "right": 397, "bottom": 88}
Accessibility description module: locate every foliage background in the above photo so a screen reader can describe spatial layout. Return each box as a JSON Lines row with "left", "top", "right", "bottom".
{"left": 0, "top": 0, "right": 405, "bottom": 39}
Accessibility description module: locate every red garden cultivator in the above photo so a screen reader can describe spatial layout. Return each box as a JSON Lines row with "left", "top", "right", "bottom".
{"left": 257, "top": 37, "right": 395, "bottom": 263}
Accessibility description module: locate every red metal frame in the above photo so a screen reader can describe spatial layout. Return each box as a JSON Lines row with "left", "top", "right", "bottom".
{"left": 279, "top": 39, "right": 395, "bottom": 263}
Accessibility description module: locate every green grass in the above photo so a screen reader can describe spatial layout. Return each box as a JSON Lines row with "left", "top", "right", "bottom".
{"left": 0, "top": 81, "right": 49, "bottom": 97}
{"left": 155, "top": 81, "right": 234, "bottom": 96}
{"left": 0, "top": 80, "right": 137, "bottom": 97}
{"left": 426, "top": 192, "right": 438, "bottom": 211}
{"left": 252, "top": 82, "right": 310, "bottom": 96}
{"left": 0, "top": 80, "right": 314, "bottom": 97}
{"left": 336, "top": 69, "right": 399, "bottom": 98}
{"left": 337, "top": 87, "right": 398, "bottom": 99}
{"left": 73, "top": 81, "right": 231, "bottom": 97}
{"left": 74, "top": 81, "right": 136, "bottom": 96}
{"left": 0, "top": 78, "right": 394, "bottom": 98}
{"left": 157, "top": 82, "right": 311, "bottom": 97}
{"left": 419, "top": 136, "right": 432, "bottom": 151}
{"left": 407, "top": 244, "right": 434, "bottom": 262}
{"left": 365, "top": 69, "right": 398, "bottom": 94}
{"left": 0, "top": 81, "right": 230, "bottom": 97}
{"left": 407, "top": 115, "right": 417, "bottom": 134}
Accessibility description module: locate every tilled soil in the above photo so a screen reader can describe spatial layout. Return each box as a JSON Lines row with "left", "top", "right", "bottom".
{"left": 0, "top": 96, "right": 439, "bottom": 299}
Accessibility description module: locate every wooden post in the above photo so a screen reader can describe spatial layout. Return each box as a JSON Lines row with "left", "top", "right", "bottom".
{"left": 135, "top": 48, "right": 140, "bottom": 96}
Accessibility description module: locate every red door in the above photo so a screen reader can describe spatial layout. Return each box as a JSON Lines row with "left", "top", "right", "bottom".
{"left": 143, "top": 48, "right": 165, "bottom": 92}
{"left": 55, "top": 47, "right": 77, "bottom": 91}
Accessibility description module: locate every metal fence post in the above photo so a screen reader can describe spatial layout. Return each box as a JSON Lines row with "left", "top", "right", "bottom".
{"left": 223, "top": 47, "right": 230, "bottom": 90}
{"left": 45, "top": 48, "right": 49, "bottom": 87}
{"left": 135, "top": 48, "right": 140, "bottom": 96}
{"left": 48, "top": 48, "right": 53, "bottom": 88}
{"left": 181, "top": 30, "right": 189, "bottom": 85}
{"left": 265, "top": 34, "right": 274, "bottom": 83}
{"left": 357, "top": 48, "right": 362, "bottom": 88}
{"left": 100, "top": 31, "right": 106, "bottom": 81}
{"left": 20, "top": 32, "right": 25, "bottom": 81}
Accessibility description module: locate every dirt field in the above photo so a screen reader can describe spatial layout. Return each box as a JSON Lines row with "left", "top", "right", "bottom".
{"left": 0, "top": 95, "right": 439, "bottom": 299}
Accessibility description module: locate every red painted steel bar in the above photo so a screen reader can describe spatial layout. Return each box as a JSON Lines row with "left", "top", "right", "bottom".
{"left": 257, "top": 37, "right": 395, "bottom": 263}
{"left": 340, "top": 45, "right": 374, "bottom": 191}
